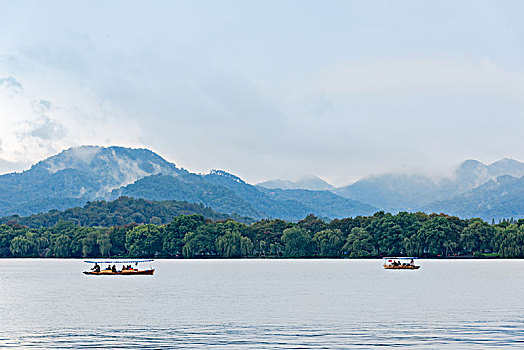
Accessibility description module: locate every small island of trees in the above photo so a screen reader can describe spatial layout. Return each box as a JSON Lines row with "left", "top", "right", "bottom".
{"left": 2, "top": 210, "right": 524, "bottom": 259}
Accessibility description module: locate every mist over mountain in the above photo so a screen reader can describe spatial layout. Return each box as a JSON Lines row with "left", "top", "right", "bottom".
{"left": 333, "top": 159, "right": 524, "bottom": 213}
{"left": 257, "top": 176, "right": 334, "bottom": 191}
{"left": 1, "top": 145, "right": 523, "bottom": 221}
{"left": 0, "top": 146, "right": 375, "bottom": 220}
{"left": 423, "top": 175, "right": 524, "bottom": 220}
{"left": 0, "top": 146, "right": 180, "bottom": 216}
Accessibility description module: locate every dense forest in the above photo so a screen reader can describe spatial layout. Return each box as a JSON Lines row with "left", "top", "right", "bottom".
{"left": 0, "top": 197, "right": 253, "bottom": 227}
{"left": 2, "top": 209, "right": 524, "bottom": 258}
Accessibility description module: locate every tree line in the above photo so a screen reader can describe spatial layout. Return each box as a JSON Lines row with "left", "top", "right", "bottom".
{"left": 2, "top": 211, "right": 524, "bottom": 258}
{"left": 0, "top": 197, "right": 253, "bottom": 228}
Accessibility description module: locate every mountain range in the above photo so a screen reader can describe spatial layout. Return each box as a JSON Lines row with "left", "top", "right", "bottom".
{"left": 0, "top": 146, "right": 376, "bottom": 220}
{"left": 1, "top": 146, "right": 524, "bottom": 221}
{"left": 259, "top": 158, "right": 524, "bottom": 220}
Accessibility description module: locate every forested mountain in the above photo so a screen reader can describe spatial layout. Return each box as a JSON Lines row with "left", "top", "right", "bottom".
{"left": 0, "top": 146, "right": 375, "bottom": 220}
{"left": 423, "top": 175, "right": 524, "bottom": 220}
{"left": 257, "top": 175, "right": 334, "bottom": 191}
{"left": 115, "top": 170, "right": 377, "bottom": 220}
{"left": 259, "top": 187, "right": 376, "bottom": 219}
{"left": 2, "top": 146, "right": 524, "bottom": 221}
{"left": 0, "top": 197, "right": 252, "bottom": 228}
{"left": 203, "top": 170, "right": 376, "bottom": 219}
{"left": 111, "top": 173, "right": 264, "bottom": 219}
{"left": 0, "top": 146, "right": 181, "bottom": 216}
{"left": 334, "top": 159, "right": 524, "bottom": 213}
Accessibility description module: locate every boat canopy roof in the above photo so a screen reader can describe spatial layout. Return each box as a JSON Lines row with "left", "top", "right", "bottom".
{"left": 382, "top": 257, "right": 418, "bottom": 260}
{"left": 84, "top": 259, "right": 154, "bottom": 264}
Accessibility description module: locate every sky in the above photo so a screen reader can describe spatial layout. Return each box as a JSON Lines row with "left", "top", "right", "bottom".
{"left": 1, "top": 0, "right": 524, "bottom": 186}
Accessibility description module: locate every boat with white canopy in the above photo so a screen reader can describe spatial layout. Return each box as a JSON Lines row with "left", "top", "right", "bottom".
{"left": 83, "top": 259, "right": 155, "bottom": 275}
{"left": 383, "top": 257, "right": 420, "bottom": 270}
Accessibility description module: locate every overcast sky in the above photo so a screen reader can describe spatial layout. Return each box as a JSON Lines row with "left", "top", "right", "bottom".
{"left": 1, "top": 0, "right": 524, "bottom": 186}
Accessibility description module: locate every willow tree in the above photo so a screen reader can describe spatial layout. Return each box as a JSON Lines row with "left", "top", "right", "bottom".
{"left": 313, "top": 229, "right": 344, "bottom": 257}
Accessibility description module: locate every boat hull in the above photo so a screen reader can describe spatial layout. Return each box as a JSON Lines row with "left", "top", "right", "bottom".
{"left": 83, "top": 269, "right": 155, "bottom": 275}
{"left": 383, "top": 265, "right": 420, "bottom": 270}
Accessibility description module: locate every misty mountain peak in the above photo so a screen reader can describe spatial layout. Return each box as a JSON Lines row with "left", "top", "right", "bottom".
{"left": 207, "top": 169, "right": 246, "bottom": 184}
{"left": 456, "top": 159, "right": 486, "bottom": 173}
{"left": 30, "top": 146, "right": 180, "bottom": 197}
{"left": 487, "top": 158, "right": 524, "bottom": 178}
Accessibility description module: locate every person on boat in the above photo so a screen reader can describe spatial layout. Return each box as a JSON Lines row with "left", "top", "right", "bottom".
{"left": 410, "top": 259, "right": 414, "bottom": 266}
{"left": 106, "top": 265, "right": 111, "bottom": 270}
{"left": 111, "top": 265, "right": 117, "bottom": 273}
{"left": 91, "top": 263, "right": 100, "bottom": 272}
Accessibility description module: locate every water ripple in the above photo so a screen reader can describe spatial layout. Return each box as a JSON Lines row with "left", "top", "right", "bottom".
{"left": 2, "top": 321, "right": 524, "bottom": 349}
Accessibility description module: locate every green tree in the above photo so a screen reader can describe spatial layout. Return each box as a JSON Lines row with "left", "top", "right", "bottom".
{"left": 53, "top": 234, "right": 72, "bottom": 257}
{"left": 125, "top": 224, "right": 163, "bottom": 257}
{"left": 327, "top": 217, "right": 357, "bottom": 237}
{"left": 343, "top": 227, "right": 375, "bottom": 257}
{"left": 240, "top": 236, "right": 254, "bottom": 256}
{"left": 9, "top": 233, "right": 37, "bottom": 257}
{"left": 82, "top": 231, "right": 99, "bottom": 257}
{"left": 163, "top": 214, "right": 205, "bottom": 256}
{"left": 215, "top": 231, "right": 253, "bottom": 257}
{"left": 247, "top": 219, "right": 290, "bottom": 256}
{"left": 108, "top": 225, "right": 133, "bottom": 256}
{"left": 496, "top": 224, "right": 524, "bottom": 257}
{"left": 97, "top": 232, "right": 112, "bottom": 257}
{"left": 0, "top": 225, "right": 15, "bottom": 257}
{"left": 313, "top": 229, "right": 344, "bottom": 257}
{"left": 365, "top": 213, "right": 404, "bottom": 255}
{"left": 182, "top": 231, "right": 215, "bottom": 257}
{"left": 297, "top": 214, "right": 327, "bottom": 235}
{"left": 461, "top": 219, "right": 494, "bottom": 254}
{"left": 281, "top": 227, "right": 314, "bottom": 257}
{"left": 416, "top": 217, "right": 452, "bottom": 256}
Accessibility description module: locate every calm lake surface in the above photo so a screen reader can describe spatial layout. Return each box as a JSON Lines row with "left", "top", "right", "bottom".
{"left": 1, "top": 259, "right": 523, "bottom": 349}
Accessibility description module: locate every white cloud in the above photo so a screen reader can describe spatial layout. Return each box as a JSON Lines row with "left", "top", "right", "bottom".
{"left": 0, "top": 76, "right": 23, "bottom": 93}
{"left": 313, "top": 57, "right": 524, "bottom": 98}
{"left": 0, "top": 74, "right": 143, "bottom": 170}
{"left": 1, "top": 1, "right": 524, "bottom": 186}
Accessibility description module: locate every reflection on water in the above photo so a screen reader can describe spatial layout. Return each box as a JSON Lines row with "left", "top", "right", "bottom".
{"left": 1, "top": 259, "right": 524, "bottom": 349}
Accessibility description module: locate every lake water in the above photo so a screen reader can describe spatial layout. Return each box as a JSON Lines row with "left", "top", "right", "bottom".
{"left": 1, "top": 259, "right": 523, "bottom": 349}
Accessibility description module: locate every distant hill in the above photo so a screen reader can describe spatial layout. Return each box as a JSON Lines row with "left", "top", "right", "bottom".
{"left": 203, "top": 170, "right": 376, "bottom": 219}
{"left": 116, "top": 170, "right": 377, "bottom": 220}
{"left": 0, "top": 196, "right": 253, "bottom": 228}
{"left": 257, "top": 175, "right": 334, "bottom": 191}
{"left": 423, "top": 175, "right": 524, "bottom": 220}
{"left": 3, "top": 145, "right": 524, "bottom": 220}
{"left": 259, "top": 187, "right": 377, "bottom": 218}
{"left": 0, "top": 145, "right": 374, "bottom": 220}
{"left": 334, "top": 159, "right": 524, "bottom": 212}
{"left": 111, "top": 173, "right": 264, "bottom": 219}
{"left": 0, "top": 146, "right": 180, "bottom": 216}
